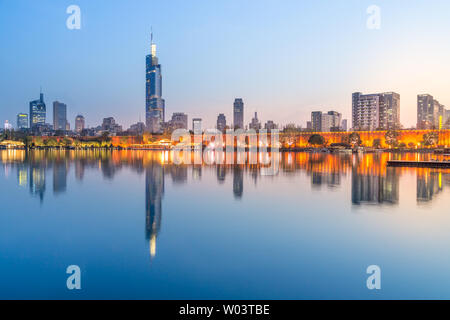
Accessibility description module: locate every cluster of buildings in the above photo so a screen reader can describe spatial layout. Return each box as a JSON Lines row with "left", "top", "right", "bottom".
{"left": 3, "top": 34, "right": 450, "bottom": 137}
{"left": 12, "top": 91, "right": 87, "bottom": 135}
{"left": 308, "top": 91, "right": 450, "bottom": 133}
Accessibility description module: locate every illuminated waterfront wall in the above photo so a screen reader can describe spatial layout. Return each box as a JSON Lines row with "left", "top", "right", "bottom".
{"left": 281, "top": 129, "right": 450, "bottom": 148}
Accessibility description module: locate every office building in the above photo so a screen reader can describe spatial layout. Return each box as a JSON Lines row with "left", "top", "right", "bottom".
{"left": 4, "top": 120, "right": 12, "bottom": 130}
{"left": 29, "top": 91, "right": 46, "bottom": 131}
{"left": 167, "top": 113, "right": 188, "bottom": 131}
{"left": 327, "top": 111, "right": 342, "bottom": 131}
{"left": 75, "top": 115, "right": 85, "bottom": 133}
{"left": 17, "top": 113, "right": 28, "bottom": 129}
{"left": 249, "top": 112, "right": 261, "bottom": 131}
{"left": 145, "top": 32, "right": 165, "bottom": 134}
{"left": 192, "top": 118, "right": 202, "bottom": 133}
{"left": 417, "top": 94, "right": 440, "bottom": 129}
{"left": 311, "top": 111, "right": 322, "bottom": 131}
{"left": 352, "top": 92, "right": 400, "bottom": 130}
{"left": 53, "top": 101, "right": 67, "bottom": 131}
{"left": 102, "top": 117, "right": 122, "bottom": 134}
{"left": 341, "top": 119, "right": 348, "bottom": 132}
{"left": 265, "top": 120, "right": 277, "bottom": 131}
{"left": 233, "top": 98, "right": 244, "bottom": 129}
{"left": 217, "top": 114, "right": 226, "bottom": 133}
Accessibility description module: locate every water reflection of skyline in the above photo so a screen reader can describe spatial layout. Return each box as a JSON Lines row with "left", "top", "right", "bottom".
{"left": 2, "top": 150, "right": 450, "bottom": 258}
{"left": 2, "top": 150, "right": 450, "bottom": 204}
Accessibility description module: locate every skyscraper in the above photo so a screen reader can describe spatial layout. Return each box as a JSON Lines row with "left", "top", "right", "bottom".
{"left": 417, "top": 94, "right": 439, "bottom": 129}
{"left": 192, "top": 118, "right": 202, "bottom": 133}
{"left": 341, "top": 119, "right": 348, "bottom": 132}
{"left": 352, "top": 92, "right": 401, "bottom": 131}
{"left": 249, "top": 112, "right": 261, "bottom": 130}
{"left": 53, "top": 101, "right": 67, "bottom": 131}
{"left": 75, "top": 115, "right": 85, "bottom": 133}
{"left": 311, "top": 111, "right": 322, "bottom": 132}
{"left": 233, "top": 98, "right": 244, "bottom": 129}
{"left": 217, "top": 113, "right": 226, "bottom": 133}
{"left": 146, "top": 32, "right": 165, "bottom": 134}
{"left": 168, "top": 112, "right": 188, "bottom": 130}
{"left": 29, "top": 91, "right": 46, "bottom": 131}
{"left": 17, "top": 113, "right": 28, "bottom": 129}
{"left": 327, "top": 111, "right": 342, "bottom": 131}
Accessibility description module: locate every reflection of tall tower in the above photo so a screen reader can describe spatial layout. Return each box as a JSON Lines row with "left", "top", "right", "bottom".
{"left": 217, "top": 165, "right": 226, "bottom": 183}
{"left": 29, "top": 165, "right": 46, "bottom": 202}
{"left": 145, "top": 162, "right": 164, "bottom": 259}
{"left": 145, "top": 31, "right": 165, "bottom": 134}
{"left": 351, "top": 161, "right": 399, "bottom": 205}
{"left": 17, "top": 165, "right": 28, "bottom": 187}
{"left": 233, "top": 166, "right": 243, "bottom": 198}
{"left": 417, "top": 171, "right": 442, "bottom": 202}
{"left": 53, "top": 161, "right": 68, "bottom": 194}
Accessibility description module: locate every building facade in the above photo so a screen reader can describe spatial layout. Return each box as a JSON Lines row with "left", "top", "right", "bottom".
{"left": 167, "top": 113, "right": 188, "bottom": 131}
{"left": 53, "top": 101, "right": 67, "bottom": 131}
{"left": 249, "top": 112, "right": 261, "bottom": 131}
{"left": 75, "top": 115, "right": 85, "bottom": 133}
{"left": 417, "top": 94, "right": 439, "bottom": 129}
{"left": 146, "top": 33, "right": 165, "bottom": 134}
{"left": 192, "top": 118, "right": 202, "bottom": 133}
{"left": 29, "top": 92, "right": 46, "bottom": 131}
{"left": 217, "top": 113, "right": 226, "bottom": 133}
{"left": 352, "top": 92, "right": 401, "bottom": 131}
{"left": 17, "top": 113, "right": 28, "bottom": 129}
{"left": 311, "top": 111, "right": 322, "bottom": 131}
{"left": 233, "top": 99, "right": 244, "bottom": 129}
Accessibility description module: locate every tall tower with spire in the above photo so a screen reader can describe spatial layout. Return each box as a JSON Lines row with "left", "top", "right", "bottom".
{"left": 146, "top": 30, "right": 165, "bottom": 133}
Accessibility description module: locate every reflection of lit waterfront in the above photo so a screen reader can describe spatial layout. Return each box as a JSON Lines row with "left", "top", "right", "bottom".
{"left": 2, "top": 149, "right": 450, "bottom": 260}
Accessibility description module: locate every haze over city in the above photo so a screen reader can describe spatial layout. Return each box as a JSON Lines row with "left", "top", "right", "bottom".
{"left": 2, "top": 0, "right": 450, "bottom": 129}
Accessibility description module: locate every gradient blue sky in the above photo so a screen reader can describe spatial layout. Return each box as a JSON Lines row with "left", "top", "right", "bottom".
{"left": 1, "top": 0, "right": 450, "bottom": 129}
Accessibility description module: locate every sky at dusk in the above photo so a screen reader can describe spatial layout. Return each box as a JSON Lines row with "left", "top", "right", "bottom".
{"left": 1, "top": 0, "right": 450, "bottom": 129}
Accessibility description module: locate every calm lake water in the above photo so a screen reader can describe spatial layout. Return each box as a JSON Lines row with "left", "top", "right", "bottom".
{"left": 1, "top": 149, "right": 450, "bottom": 299}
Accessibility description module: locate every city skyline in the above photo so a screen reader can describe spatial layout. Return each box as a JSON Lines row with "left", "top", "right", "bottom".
{"left": 2, "top": 1, "right": 450, "bottom": 130}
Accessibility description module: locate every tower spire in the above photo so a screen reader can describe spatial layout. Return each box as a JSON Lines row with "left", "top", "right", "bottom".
{"left": 151, "top": 26, "right": 153, "bottom": 44}
{"left": 150, "top": 27, "right": 157, "bottom": 58}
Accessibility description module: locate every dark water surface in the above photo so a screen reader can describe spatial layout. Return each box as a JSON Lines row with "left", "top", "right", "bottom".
{"left": 1, "top": 149, "right": 450, "bottom": 299}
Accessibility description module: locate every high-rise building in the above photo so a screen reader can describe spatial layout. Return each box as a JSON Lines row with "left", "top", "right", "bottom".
{"left": 167, "top": 113, "right": 188, "bottom": 131}
{"left": 438, "top": 102, "right": 446, "bottom": 129}
{"left": 327, "top": 111, "right": 342, "bottom": 131}
{"left": 75, "top": 115, "right": 85, "bottom": 133}
{"left": 306, "top": 121, "right": 312, "bottom": 130}
{"left": 192, "top": 118, "right": 202, "bottom": 133}
{"left": 17, "top": 113, "right": 28, "bottom": 129}
{"left": 53, "top": 101, "right": 67, "bottom": 131}
{"left": 417, "top": 94, "right": 439, "bottom": 129}
{"left": 4, "top": 120, "right": 12, "bottom": 130}
{"left": 311, "top": 111, "right": 322, "bottom": 131}
{"left": 321, "top": 113, "right": 333, "bottom": 132}
{"left": 379, "top": 92, "right": 400, "bottom": 129}
{"left": 352, "top": 92, "right": 401, "bottom": 131}
{"left": 145, "top": 32, "right": 165, "bottom": 134}
{"left": 217, "top": 114, "right": 226, "bottom": 133}
{"left": 233, "top": 98, "right": 244, "bottom": 129}
{"left": 264, "top": 120, "right": 277, "bottom": 131}
{"left": 249, "top": 112, "right": 261, "bottom": 131}
{"left": 341, "top": 119, "right": 348, "bottom": 132}
{"left": 29, "top": 91, "right": 46, "bottom": 131}
{"left": 102, "top": 117, "right": 122, "bottom": 134}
